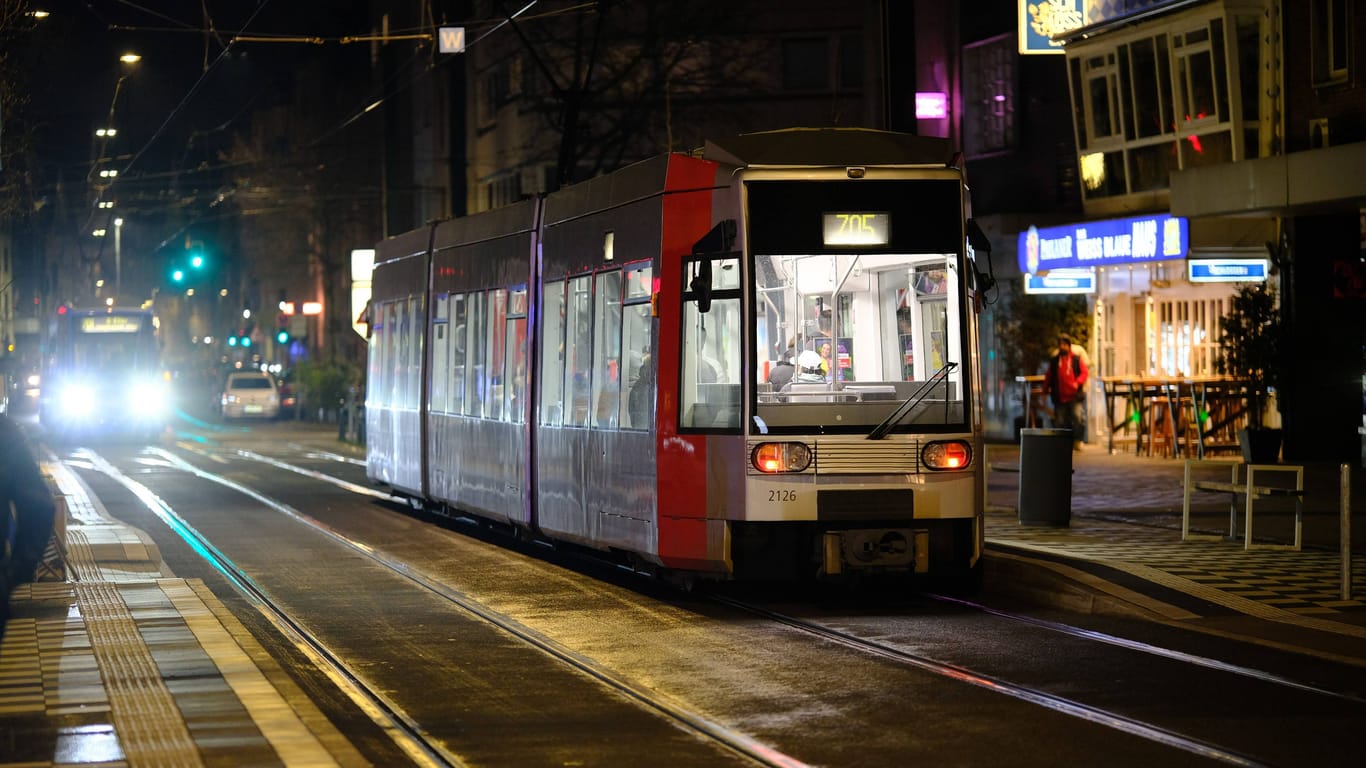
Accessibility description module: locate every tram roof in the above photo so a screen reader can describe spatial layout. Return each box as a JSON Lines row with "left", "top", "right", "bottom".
{"left": 700, "top": 128, "right": 956, "bottom": 169}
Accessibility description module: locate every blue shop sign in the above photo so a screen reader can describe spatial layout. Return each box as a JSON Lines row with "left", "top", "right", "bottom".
{"left": 1024, "top": 268, "right": 1096, "bottom": 295}
{"left": 1018, "top": 213, "right": 1188, "bottom": 273}
{"left": 1188, "top": 258, "right": 1270, "bottom": 283}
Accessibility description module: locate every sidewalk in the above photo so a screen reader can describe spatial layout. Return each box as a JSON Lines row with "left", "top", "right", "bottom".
{"left": 983, "top": 442, "right": 1366, "bottom": 665}
{"left": 1, "top": 446, "right": 368, "bottom": 768}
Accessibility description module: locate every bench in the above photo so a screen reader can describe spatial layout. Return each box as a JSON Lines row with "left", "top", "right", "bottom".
{"left": 1182, "top": 459, "right": 1304, "bottom": 550}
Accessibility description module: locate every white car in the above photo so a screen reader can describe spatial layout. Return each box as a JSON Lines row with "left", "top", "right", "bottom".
{"left": 220, "top": 371, "right": 280, "bottom": 419}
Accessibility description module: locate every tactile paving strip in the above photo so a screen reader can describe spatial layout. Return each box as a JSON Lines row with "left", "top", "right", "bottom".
{"left": 74, "top": 581, "right": 204, "bottom": 768}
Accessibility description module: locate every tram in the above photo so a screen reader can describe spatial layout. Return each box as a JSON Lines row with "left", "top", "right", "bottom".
{"left": 366, "top": 128, "right": 993, "bottom": 585}
{"left": 39, "top": 305, "right": 170, "bottom": 438}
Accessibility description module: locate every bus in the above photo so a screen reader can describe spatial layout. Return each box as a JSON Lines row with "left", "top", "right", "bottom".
{"left": 39, "top": 305, "right": 170, "bottom": 438}
{"left": 367, "top": 128, "right": 994, "bottom": 586}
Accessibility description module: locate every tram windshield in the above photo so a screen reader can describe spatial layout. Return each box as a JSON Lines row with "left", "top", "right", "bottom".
{"left": 752, "top": 251, "right": 967, "bottom": 432}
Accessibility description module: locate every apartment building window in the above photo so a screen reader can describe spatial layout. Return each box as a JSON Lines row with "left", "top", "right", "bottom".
{"left": 1312, "top": 0, "right": 1351, "bottom": 85}
{"left": 963, "top": 33, "right": 1016, "bottom": 157}
{"left": 783, "top": 38, "right": 830, "bottom": 91}
{"left": 485, "top": 173, "right": 522, "bottom": 210}
{"left": 1068, "top": 13, "right": 1251, "bottom": 202}
{"left": 1083, "top": 52, "right": 1123, "bottom": 143}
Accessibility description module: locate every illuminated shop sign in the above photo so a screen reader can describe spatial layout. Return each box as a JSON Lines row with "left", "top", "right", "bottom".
{"left": 915, "top": 92, "right": 948, "bottom": 119}
{"left": 1024, "top": 268, "right": 1095, "bottom": 295}
{"left": 1187, "top": 258, "right": 1270, "bottom": 283}
{"left": 1018, "top": 0, "right": 1086, "bottom": 54}
{"left": 1018, "top": 213, "right": 1188, "bottom": 273}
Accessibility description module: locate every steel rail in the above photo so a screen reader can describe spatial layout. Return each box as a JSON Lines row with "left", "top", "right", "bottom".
{"left": 145, "top": 446, "right": 811, "bottom": 768}
{"left": 80, "top": 448, "right": 461, "bottom": 768}
{"left": 710, "top": 594, "right": 1270, "bottom": 768}
{"left": 925, "top": 593, "right": 1366, "bottom": 704}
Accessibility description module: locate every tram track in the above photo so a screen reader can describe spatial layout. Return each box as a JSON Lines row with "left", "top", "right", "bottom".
{"left": 708, "top": 594, "right": 1269, "bottom": 767}
{"left": 78, "top": 448, "right": 463, "bottom": 768}
{"left": 136, "top": 441, "right": 1366, "bottom": 766}
{"left": 921, "top": 592, "right": 1366, "bottom": 705}
{"left": 87, "top": 445, "right": 812, "bottom": 768}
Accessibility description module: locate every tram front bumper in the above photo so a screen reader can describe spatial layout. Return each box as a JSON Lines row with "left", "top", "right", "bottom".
{"left": 822, "top": 528, "right": 929, "bottom": 576}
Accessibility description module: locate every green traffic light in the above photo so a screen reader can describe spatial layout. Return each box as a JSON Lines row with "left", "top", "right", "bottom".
{"left": 172, "top": 269, "right": 185, "bottom": 282}
{"left": 276, "top": 330, "right": 289, "bottom": 344}
{"left": 191, "top": 254, "right": 205, "bottom": 269}
{"left": 241, "top": 337, "right": 251, "bottom": 348}
{"left": 227, "top": 336, "right": 238, "bottom": 347}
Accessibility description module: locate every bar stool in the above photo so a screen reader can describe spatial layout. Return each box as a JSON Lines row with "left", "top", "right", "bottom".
{"left": 1141, "top": 381, "right": 1175, "bottom": 457}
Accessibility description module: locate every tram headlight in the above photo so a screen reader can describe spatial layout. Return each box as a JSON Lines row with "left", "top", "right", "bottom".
{"left": 921, "top": 440, "right": 972, "bottom": 470}
{"left": 130, "top": 379, "right": 169, "bottom": 416}
{"left": 751, "top": 442, "right": 812, "bottom": 473}
{"left": 59, "top": 384, "right": 96, "bottom": 418}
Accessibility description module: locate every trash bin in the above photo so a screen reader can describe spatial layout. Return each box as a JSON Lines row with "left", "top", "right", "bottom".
{"left": 1017, "top": 428, "right": 1073, "bottom": 526}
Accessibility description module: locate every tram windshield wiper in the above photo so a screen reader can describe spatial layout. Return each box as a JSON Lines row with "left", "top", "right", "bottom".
{"left": 866, "top": 362, "right": 958, "bottom": 440}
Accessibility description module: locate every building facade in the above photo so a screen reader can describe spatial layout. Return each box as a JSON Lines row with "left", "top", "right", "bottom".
{"left": 1033, "top": 0, "right": 1365, "bottom": 463}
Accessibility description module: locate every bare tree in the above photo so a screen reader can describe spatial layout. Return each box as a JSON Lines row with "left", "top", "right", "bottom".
{"left": 0, "top": 0, "right": 39, "bottom": 223}
{"left": 492, "top": 0, "right": 770, "bottom": 188}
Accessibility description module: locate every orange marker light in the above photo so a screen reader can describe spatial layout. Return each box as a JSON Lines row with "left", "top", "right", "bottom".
{"left": 922, "top": 440, "right": 972, "bottom": 471}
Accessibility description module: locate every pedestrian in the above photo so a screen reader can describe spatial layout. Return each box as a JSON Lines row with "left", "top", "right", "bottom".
{"left": 1043, "top": 333, "right": 1088, "bottom": 449}
{"left": 1, "top": 414, "right": 56, "bottom": 642}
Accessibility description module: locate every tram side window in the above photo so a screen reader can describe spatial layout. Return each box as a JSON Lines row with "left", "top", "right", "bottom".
{"left": 386, "top": 302, "right": 400, "bottom": 409}
{"left": 409, "top": 296, "right": 425, "bottom": 410}
{"left": 450, "top": 294, "right": 468, "bottom": 414}
{"left": 505, "top": 288, "right": 528, "bottom": 423}
{"left": 591, "top": 271, "right": 622, "bottom": 429}
{"left": 486, "top": 288, "right": 508, "bottom": 420}
{"left": 464, "top": 291, "right": 486, "bottom": 418}
{"left": 366, "top": 304, "right": 381, "bottom": 409}
{"left": 540, "top": 281, "right": 567, "bottom": 426}
{"left": 431, "top": 294, "right": 449, "bottom": 413}
{"left": 565, "top": 275, "right": 593, "bottom": 427}
{"left": 620, "top": 265, "right": 653, "bottom": 430}
{"left": 681, "top": 254, "right": 741, "bottom": 430}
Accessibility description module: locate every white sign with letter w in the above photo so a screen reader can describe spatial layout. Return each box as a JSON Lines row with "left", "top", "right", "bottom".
{"left": 438, "top": 26, "right": 466, "bottom": 54}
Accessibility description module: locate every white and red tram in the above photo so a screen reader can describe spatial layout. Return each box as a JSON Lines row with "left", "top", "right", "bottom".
{"left": 366, "top": 128, "right": 992, "bottom": 585}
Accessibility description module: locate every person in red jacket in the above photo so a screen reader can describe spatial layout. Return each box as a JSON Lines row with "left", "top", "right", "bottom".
{"left": 1043, "top": 333, "right": 1089, "bottom": 448}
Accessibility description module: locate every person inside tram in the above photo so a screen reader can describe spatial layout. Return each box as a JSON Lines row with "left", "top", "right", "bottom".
{"left": 767, "top": 353, "right": 795, "bottom": 391}
{"left": 628, "top": 350, "right": 653, "bottom": 427}
{"left": 781, "top": 350, "right": 828, "bottom": 392}
{"left": 697, "top": 327, "right": 727, "bottom": 383}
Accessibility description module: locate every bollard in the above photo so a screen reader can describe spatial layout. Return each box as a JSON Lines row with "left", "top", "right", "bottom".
{"left": 1343, "top": 464, "right": 1352, "bottom": 601}
{"left": 1017, "top": 428, "right": 1074, "bottom": 526}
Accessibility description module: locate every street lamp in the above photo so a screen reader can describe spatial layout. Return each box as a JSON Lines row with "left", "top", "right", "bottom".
{"left": 114, "top": 217, "right": 123, "bottom": 302}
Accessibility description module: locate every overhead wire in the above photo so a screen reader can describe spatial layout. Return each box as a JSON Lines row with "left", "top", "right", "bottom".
{"left": 306, "top": 1, "right": 557, "bottom": 148}
{"left": 79, "top": 1, "right": 597, "bottom": 271}
{"left": 81, "top": 0, "right": 274, "bottom": 251}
